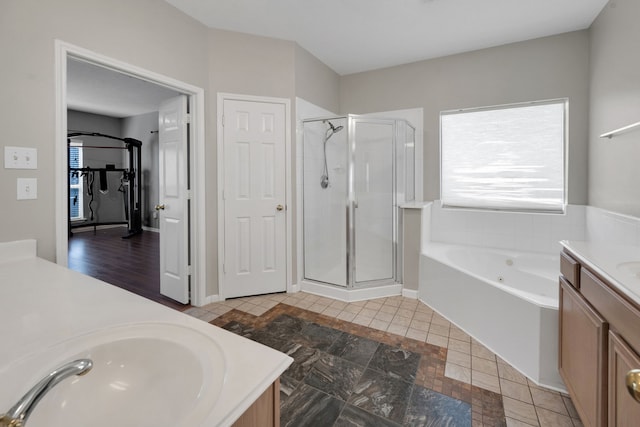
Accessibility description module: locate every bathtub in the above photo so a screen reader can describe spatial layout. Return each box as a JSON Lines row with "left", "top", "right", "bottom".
{"left": 419, "top": 242, "right": 564, "bottom": 391}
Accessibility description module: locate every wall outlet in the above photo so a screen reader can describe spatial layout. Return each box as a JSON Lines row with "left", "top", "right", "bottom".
{"left": 5, "top": 146, "right": 37, "bottom": 169}
{"left": 17, "top": 178, "right": 37, "bottom": 200}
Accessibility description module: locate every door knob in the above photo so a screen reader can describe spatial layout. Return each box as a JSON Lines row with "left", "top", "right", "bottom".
{"left": 276, "top": 204, "right": 284, "bottom": 211}
{"left": 155, "top": 204, "right": 165, "bottom": 211}
{"left": 626, "top": 369, "right": 640, "bottom": 403}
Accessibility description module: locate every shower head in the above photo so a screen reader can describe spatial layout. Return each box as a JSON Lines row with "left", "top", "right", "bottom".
{"left": 324, "top": 120, "right": 344, "bottom": 134}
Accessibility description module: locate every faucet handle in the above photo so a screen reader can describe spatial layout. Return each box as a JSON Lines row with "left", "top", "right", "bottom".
{"left": 0, "top": 414, "right": 23, "bottom": 426}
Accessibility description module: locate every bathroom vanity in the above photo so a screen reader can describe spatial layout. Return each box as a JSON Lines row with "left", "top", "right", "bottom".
{"left": 559, "top": 241, "right": 640, "bottom": 427}
{"left": 0, "top": 240, "right": 292, "bottom": 427}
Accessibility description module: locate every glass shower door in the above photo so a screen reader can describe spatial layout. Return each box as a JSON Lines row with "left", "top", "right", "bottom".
{"left": 352, "top": 119, "right": 395, "bottom": 284}
{"left": 303, "top": 118, "right": 349, "bottom": 286}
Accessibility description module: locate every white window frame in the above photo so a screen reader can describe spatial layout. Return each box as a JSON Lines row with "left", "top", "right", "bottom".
{"left": 69, "top": 140, "right": 85, "bottom": 221}
{"left": 440, "top": 98, "right": 568, "bottom": 213}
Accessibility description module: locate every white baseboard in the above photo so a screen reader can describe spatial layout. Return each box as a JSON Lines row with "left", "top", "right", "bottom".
{"left": 196, "top": 294, "right": 220, "bottom": 307}
{"left": 402, "top": 288, "right": 418, "bottom": 299}
{"left": 142, "top": 226, "right": 160, "bottom": 233}
{"left": 300, "top": 281, "right": 402, "bottom": 302}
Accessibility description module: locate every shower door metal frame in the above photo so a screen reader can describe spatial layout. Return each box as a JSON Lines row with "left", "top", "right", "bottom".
{"left": 347, "top": 116, "right": 398, "bottom": 288}
{"left": 301, "top": 115, "right": 400, "bottom": 289}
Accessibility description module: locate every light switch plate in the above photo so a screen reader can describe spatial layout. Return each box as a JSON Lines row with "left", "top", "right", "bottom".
{"left": 17, "top": 178, "right": 37, "bottom": 200}
{"left": 5, "top": 146, "right": 37, "bottom": 169}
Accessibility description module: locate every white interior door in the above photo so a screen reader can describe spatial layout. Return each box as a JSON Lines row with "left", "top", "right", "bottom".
{"left": 222, "top": 99, "right": 287, "bottom": 299}
{"left": 158, "top": 95, "right": 189, "bottom": 303}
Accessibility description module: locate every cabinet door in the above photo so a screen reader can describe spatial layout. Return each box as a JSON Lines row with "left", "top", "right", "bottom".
{"left": 609, "top": 332, "right": 640, "bottom": 427}
{"left": 559, "top": 278, "right": 608, "bottom": 427}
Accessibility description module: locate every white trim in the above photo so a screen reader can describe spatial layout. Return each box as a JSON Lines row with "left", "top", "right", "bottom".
{"left": 200, "top": 294, "right": 222, "bottom": 305}
{"left": 54, "top": 40, "right": 207, "bottom": 307}
{"left": 402, "top": 288, "right": 418, "bottom": 299}
{"left": 300, "top": 280, "right": 402, "bottom": 302}
{"left": 217, "top": 93, "right": 293, "bottom": 300}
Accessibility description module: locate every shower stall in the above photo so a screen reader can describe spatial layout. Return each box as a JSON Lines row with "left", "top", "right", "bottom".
{"left": 302, "top": 115, "right": 415, "bottom": 292}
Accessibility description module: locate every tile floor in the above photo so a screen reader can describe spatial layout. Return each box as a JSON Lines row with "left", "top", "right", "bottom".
{"left": 184, "top": 292, "right": 583, "bottom": 427}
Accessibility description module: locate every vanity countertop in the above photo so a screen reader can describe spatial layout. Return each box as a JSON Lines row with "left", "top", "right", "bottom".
{"left": 0, "top": 240, "right": 292, "bottom": 427}
{"left": 561, "top": 240, "right": 640, "bottom": 307}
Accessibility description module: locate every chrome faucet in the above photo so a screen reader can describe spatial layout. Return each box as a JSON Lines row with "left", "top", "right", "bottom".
{"left": 0, "top": 359, "right": 93, "bottom": 427}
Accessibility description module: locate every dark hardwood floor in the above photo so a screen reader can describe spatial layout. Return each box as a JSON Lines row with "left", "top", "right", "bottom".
{"left": 68, "top": 226, "right": 189, "bottom": 311}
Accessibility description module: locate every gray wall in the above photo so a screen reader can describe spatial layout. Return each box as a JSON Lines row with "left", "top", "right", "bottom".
{"left": 122, "top": 112, "right": 159, "bottom": 229}
{"left": 295, "top": 45, "right": 341, "bottom": 114}
{"left": 588, "top": 0, "right": 640, "bottom": 216}
{"left": 0, "top": 0, "right": 209, "bottom": 264}
{"left": 68, "top": 110, "right": 126, "bottom": 224}
{"left": 340, "top": 31, "right": 590, "bottom": 205}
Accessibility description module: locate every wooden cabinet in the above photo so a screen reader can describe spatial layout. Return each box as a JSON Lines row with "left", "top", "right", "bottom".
{"left": 232, "top": 379, "right": 281, "bottom": 427}
{"left": 559, "top": 278, "right": 608, "bottom": 427}
{"left": 559, "top": 249, "right": 640, "bottom": 427}
{"left": 609, "top": 332, "right": 640, "bottom": 426}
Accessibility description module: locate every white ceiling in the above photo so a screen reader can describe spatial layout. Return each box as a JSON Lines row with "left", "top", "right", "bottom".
{"left": 67, "top": 58, "right": 180, "bottom": 118}
{"left": 166, "top": 0, "right": 609, "bottom": 75}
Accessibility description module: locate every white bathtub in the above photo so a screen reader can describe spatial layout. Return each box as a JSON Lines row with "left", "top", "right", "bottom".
{"left": 419, "top": 242, "right": 564, "bottom": 391}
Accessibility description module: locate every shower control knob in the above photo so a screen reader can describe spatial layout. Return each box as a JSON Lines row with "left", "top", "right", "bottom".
{"left": 276, "top": 204, "right": 284, "bottom": 211}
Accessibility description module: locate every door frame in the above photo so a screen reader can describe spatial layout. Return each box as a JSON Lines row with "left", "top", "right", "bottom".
{"left": 54, "top": 40, "right": 208, "bottom": 306}
{"left": 217, "top": 93, "right": 293, "bottom": 300}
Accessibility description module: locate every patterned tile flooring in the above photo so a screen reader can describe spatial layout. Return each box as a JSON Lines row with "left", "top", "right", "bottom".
{"left": 184, "top": 292, "right": 583, "bottom": 427}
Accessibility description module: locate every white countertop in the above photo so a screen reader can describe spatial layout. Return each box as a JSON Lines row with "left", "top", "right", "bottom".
{"left": 0, "top": 240, "right": 292, "bottom": 426}
{"left": 561, "top": 240, "right": 640, "bottom": 307}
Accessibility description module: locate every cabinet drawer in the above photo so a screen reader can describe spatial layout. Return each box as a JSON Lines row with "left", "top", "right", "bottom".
{"left": 581, "top": 268, "right": 640, "bottom": 354}
{"left": 561, "top": 251, "right": 580, "bottom": 288}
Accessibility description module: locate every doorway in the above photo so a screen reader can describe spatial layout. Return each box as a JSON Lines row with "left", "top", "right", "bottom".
{"left": 55, "top": 41, "right": 207, "bottom": 307}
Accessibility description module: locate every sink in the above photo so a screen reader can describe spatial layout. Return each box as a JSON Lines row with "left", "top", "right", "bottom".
{"left": 616, "top": 261, "right": 640, "bottom": 279}
{"left": 1, "top": 323, "right": 226, "bottom": 427}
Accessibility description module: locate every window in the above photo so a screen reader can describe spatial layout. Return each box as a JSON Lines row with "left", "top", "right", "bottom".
{"left": 440, "top": 99, "right": 566, "bottom": 212}
{"left": 69, "top": 141, "right": 84, "bottom": 220}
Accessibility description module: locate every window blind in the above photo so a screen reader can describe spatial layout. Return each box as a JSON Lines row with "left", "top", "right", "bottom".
{"left": 440, "top": 100, "right": 566, "bottom": 212}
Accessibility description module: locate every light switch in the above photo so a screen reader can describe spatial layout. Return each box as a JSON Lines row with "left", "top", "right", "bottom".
{"left": 17, "top": 178, "right": 37, "bottom": 200}
{"left": 5, "top": 146, "right": 37, "bottom": 169}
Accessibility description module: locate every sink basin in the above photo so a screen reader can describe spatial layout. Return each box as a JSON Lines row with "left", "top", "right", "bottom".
{"left": 616, "top": 261, "right": 640, "bottom": 279}
{"left": 1, "top": 323, "right": 226, "bottom": 427}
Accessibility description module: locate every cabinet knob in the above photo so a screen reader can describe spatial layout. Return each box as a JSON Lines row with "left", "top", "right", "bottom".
{"left": 626, "top": 369, "right": 640, "bottom": 403}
